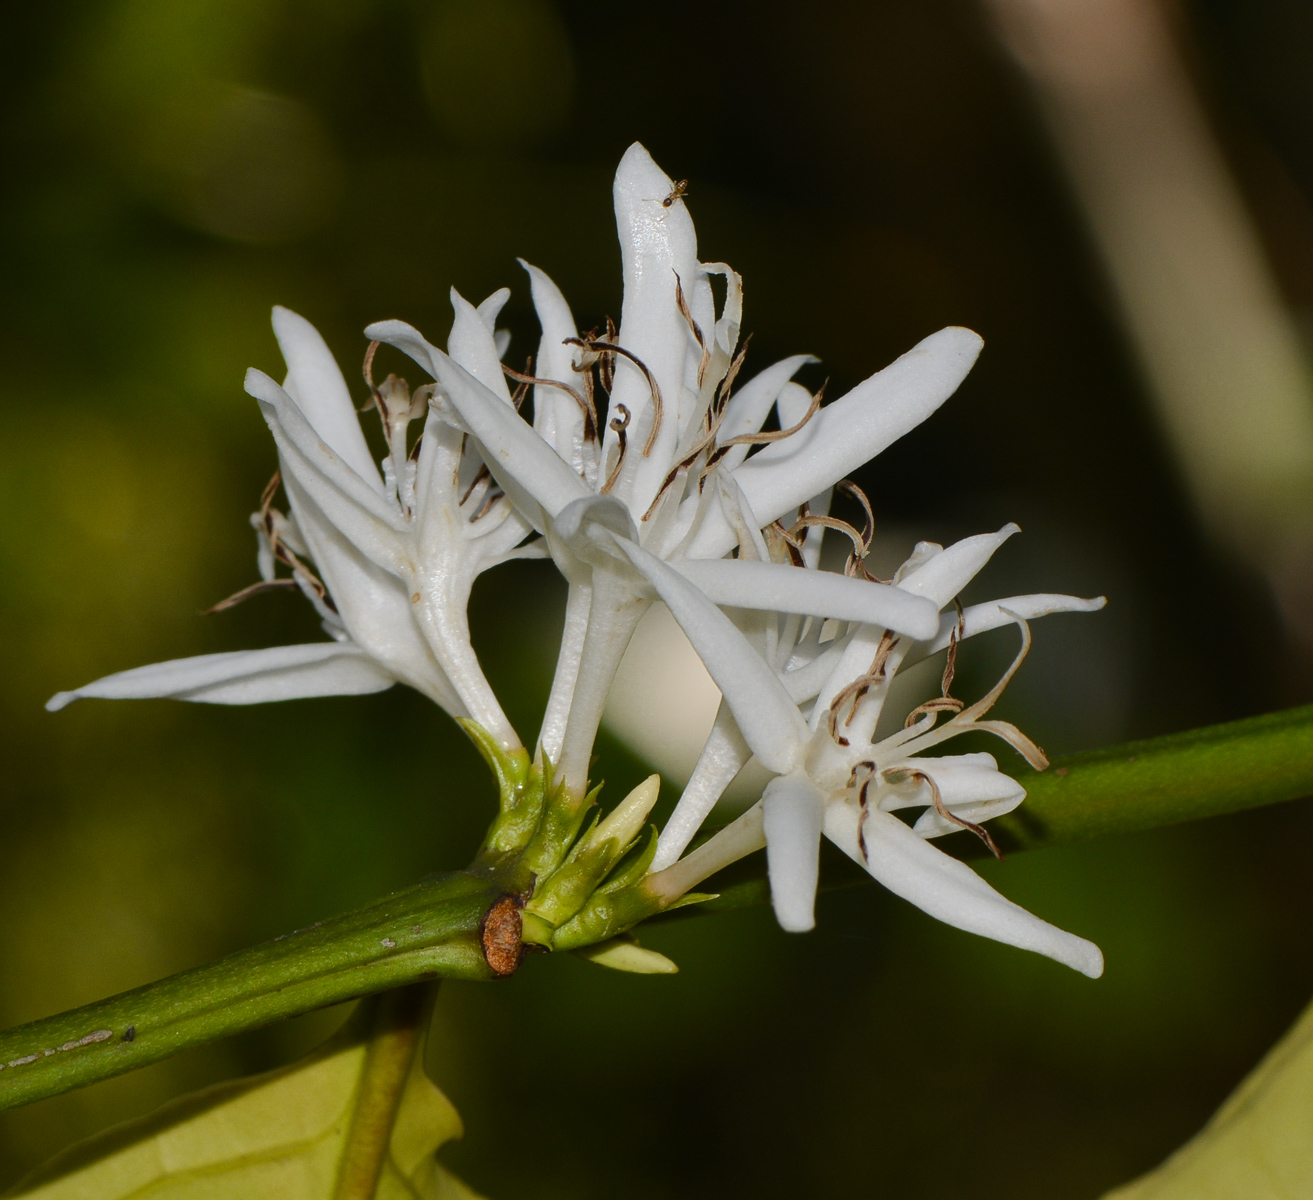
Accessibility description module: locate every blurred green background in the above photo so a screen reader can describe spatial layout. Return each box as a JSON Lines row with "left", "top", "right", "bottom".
{"left": 5, "top": 0, "right": 1313, "bottom": 1196}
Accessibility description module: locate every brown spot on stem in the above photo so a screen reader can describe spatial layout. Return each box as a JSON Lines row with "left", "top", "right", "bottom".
{"left": 480, "top": 894, "right": 525, "bottom": 977}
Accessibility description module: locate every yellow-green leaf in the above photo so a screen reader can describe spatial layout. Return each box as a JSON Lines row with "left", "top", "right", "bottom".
{"left": 5, "top": 1002, "right": 482, "bottom": 1200}
{"left": 1104, "top": 995, "right": 1313, "bottom": 1198}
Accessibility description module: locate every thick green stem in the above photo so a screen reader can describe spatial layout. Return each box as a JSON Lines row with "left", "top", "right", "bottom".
{"left": 333, "top": 983, "right": 437, "bottom": 1200}
{"left": 5, "top": 704, "right": 1313, "bottom": 1113}
{"left": 0, "top": 871, "right": 500, "bottom": 1113}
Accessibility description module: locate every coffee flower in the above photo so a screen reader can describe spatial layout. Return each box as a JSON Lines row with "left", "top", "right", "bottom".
{"left": 48, "top": 307, "right": 537, "bottom": 751}
{"left": 622, "top": 522, "right": 1106, "bottom": 977}
{"left": 368, "top": 142, "right": 978, "bottom": 797}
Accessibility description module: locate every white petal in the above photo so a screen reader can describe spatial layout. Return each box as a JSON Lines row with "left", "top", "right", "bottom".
{"left": 271, "top": 307, "right": 385, "bottom": 494}
{"left": 519, "top": 259, "right": 588, "bottom": 471}
{"left": 614, "top": 537, "right": 809, "bottom": 774}
{"left": 896, "top": 525, "right": 1020, "bottom": 608}
{"left": 883, "top": 753, "right": 1023, "bottom": 809}
{"left": 449, "top": 288, "right": 514, "bottom": 402}
{"left": 247, "top": 370, "right": 411, "bottom": 577}
{"left": 762, "top": 773, "right": 827, "bottom": 932}
{"left": 912, "top": 593, "right": 1108, "bottom": 660}
{"left": 651, "top": 700, "right": 753, "bottom": 872}
{"left": 608, "top": 142, "right": 701, "bottom": 515}
{"left": 686, "top": 327, "right": 983, "bottom": 557}
{"left": 47, "top": 642, "right": 396, "bottom": 711}
{"left": 880, "top": 753, "right": 1027, "bottom": 834}
{"left": 717, "top": 354, "right": 818, "bottom": 470}
{"left": 365, "top": 320, "right": 588, "bottom": 524}
{"left": 276, "top": 469, "right": 467, "bottom": 714}
{"left": 675, "top": 559, "right": 941, "bottom": 641}
{"left": 476, "top": 287, "right": 510, "bottom": 332}
{"left": 857, "top": 808, "right": 1103, "bottom": 977}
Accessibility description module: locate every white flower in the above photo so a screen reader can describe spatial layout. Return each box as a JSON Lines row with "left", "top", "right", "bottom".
{"left": 48, "top": 307, "right": 537, "bottom": 751}
{"left": 367, "top": 142, "right": 980, "bottom": 797}
{"left": 618, "top": 522, "right": 1107, "bottom": 978}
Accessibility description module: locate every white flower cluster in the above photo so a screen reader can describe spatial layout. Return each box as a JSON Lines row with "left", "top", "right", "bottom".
{"left": 49, "top": 144, "right": 1105, "bottom": 977}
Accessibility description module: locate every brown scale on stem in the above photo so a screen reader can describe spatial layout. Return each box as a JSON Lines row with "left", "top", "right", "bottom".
{"left": 479, "top": 894, "right": 525, "bottom": 977}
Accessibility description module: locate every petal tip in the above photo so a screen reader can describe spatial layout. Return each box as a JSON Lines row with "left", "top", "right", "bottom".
{"left": 1075, "top": 942, "right": 1105, "bottom": 979}
{"left": 45, "top": 691, "right": 75, "bottom": 713}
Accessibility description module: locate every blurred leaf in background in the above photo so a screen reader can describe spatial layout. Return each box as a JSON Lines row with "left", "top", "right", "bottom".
{"left": 4, "top": 0, "right": 1313, "bottom": 1197}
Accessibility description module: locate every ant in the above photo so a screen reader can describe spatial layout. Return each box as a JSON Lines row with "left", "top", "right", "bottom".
{"left": 662, "top": 179, "right": 689, "bottom": 208}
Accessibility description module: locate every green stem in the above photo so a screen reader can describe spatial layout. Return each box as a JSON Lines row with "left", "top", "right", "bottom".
{"left": 0, "top": 871, "right": 500, "bottom": 1113}
{"left": 5, "top": 704, "right": 1313, "bottom": 1113}
{"left": 333, "top": 983, "right": 437, "bottom": 1200}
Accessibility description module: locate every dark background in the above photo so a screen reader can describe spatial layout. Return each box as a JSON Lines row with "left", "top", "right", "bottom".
{"left": 3, "top": 1, "right": 1313, "bottom": 1195}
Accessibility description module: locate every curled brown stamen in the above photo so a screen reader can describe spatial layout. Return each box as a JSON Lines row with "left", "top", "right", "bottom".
{"left": 259, "top": 469, "right": 281, "bottom": 516}
{"left": 202, "top": 578, "right": 299, "bottom": 615}
{"left": 714, "top": 332, "right": 752, "bottom": 415}
{"left": 565, "top": 338, "right": 664, "bottom": 455}
{"left": 674, "top": 271, "right": 712, "bottom": 389}
{"left": 827, "top": 631, "right": 899, "bottom": 741}
{"left": 767, "top": 519, "right": 808, "bottom": 567}
{"left": 600, "top": 404, "right": 631, "bottom": 494}
{"left": 460, "top": 463, "right": 491, "bottom": 507}
{"left": 850, "top": 761, "right": 878, "bottom": 862}
{"left": 903, "top": 696, "right": 965, "bottom": 728}
{"left": 896, "top": 769, "right": 1002, "bottom": 859}
{"left": 787, "top": 514, "right": 866, "bottom": 563}
{"left": 473, "top": 486, "right": 505, "bottom": 522}
{"left": 360, "top": 340, "right": 383, "bottom": 413}
{"left": 718, "top": 380, "right": 824, "bottom": 448}
{"left": 942, "top": 598, "right": 965, "bottom": 697}
{"left": 836, "top": 479, "right": 874, "bottom": 550}
{"left": 505, "top": 362, "right": 598, "bottom": 440}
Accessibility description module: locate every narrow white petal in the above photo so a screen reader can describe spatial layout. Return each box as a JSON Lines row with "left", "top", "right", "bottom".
{"left": 686, "top": 327, "right": 983, "bottom": 557}
{"left": 858, "top": 808, "right": 1104, "bottom": 977}
{"left": 896, "top": 525, "right": 1020, "bottom": 608}
{"left": 651, "top": 700, "right": 753, "bottom": 872}
{"left": 779, "top": 637, "right": 852, "bottom": 703}
{"left": 271, "top": 307, "right": 384, "bottom": 494}
{"left": 247, "top": 371, "right": 410, "bottom": 578}
{"left": 520, "top": 258, "right": 587, "bottom": 468}
{"left": 476, "top": 286, "right": 510, "bottom": 332}
{"left": 449, "top": 288, "right": 514, "bottom": 402}
{"left": 609, "top": 142, "right": 701, "bottom": 515}
{"left": 881, "top": 753, "right": 1027, "bottom": 834}
{"left": 912, "top": 594, "right": 1108, "bottom": 660}
{"left": 717, "top": 354, "right": 817, "bottom": 470}
{"left": 365, "top": 320, "right": 588, "bottom": 524}
{"left": 675, "top": 559, "right": 941, "bottom": 641}
{"left": 614, "top": 537, "right": 809, "bottom": 774}
{"left": 762, "top": 773, "right": 827, "bottom": 932}
{"left": 882, "top": 753, "right": 1023, "bottom": 810}
{"left": 47, "top": 643, "right": 396, "bottom": 711}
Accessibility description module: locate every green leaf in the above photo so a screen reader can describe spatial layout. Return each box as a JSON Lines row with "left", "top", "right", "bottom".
{"left": 4, "top": 991, "right": 482, "bottom": 1200}
{"left": 1103, "top": 995, "right": 1313, "bottom": 1198}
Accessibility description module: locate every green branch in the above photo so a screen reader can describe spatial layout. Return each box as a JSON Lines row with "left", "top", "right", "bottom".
{"left": 4, "top": 704, "right": 1313, "bottom": 1113}
{"left": 0, "top": 872, "right": 499, "bottom": 1113}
